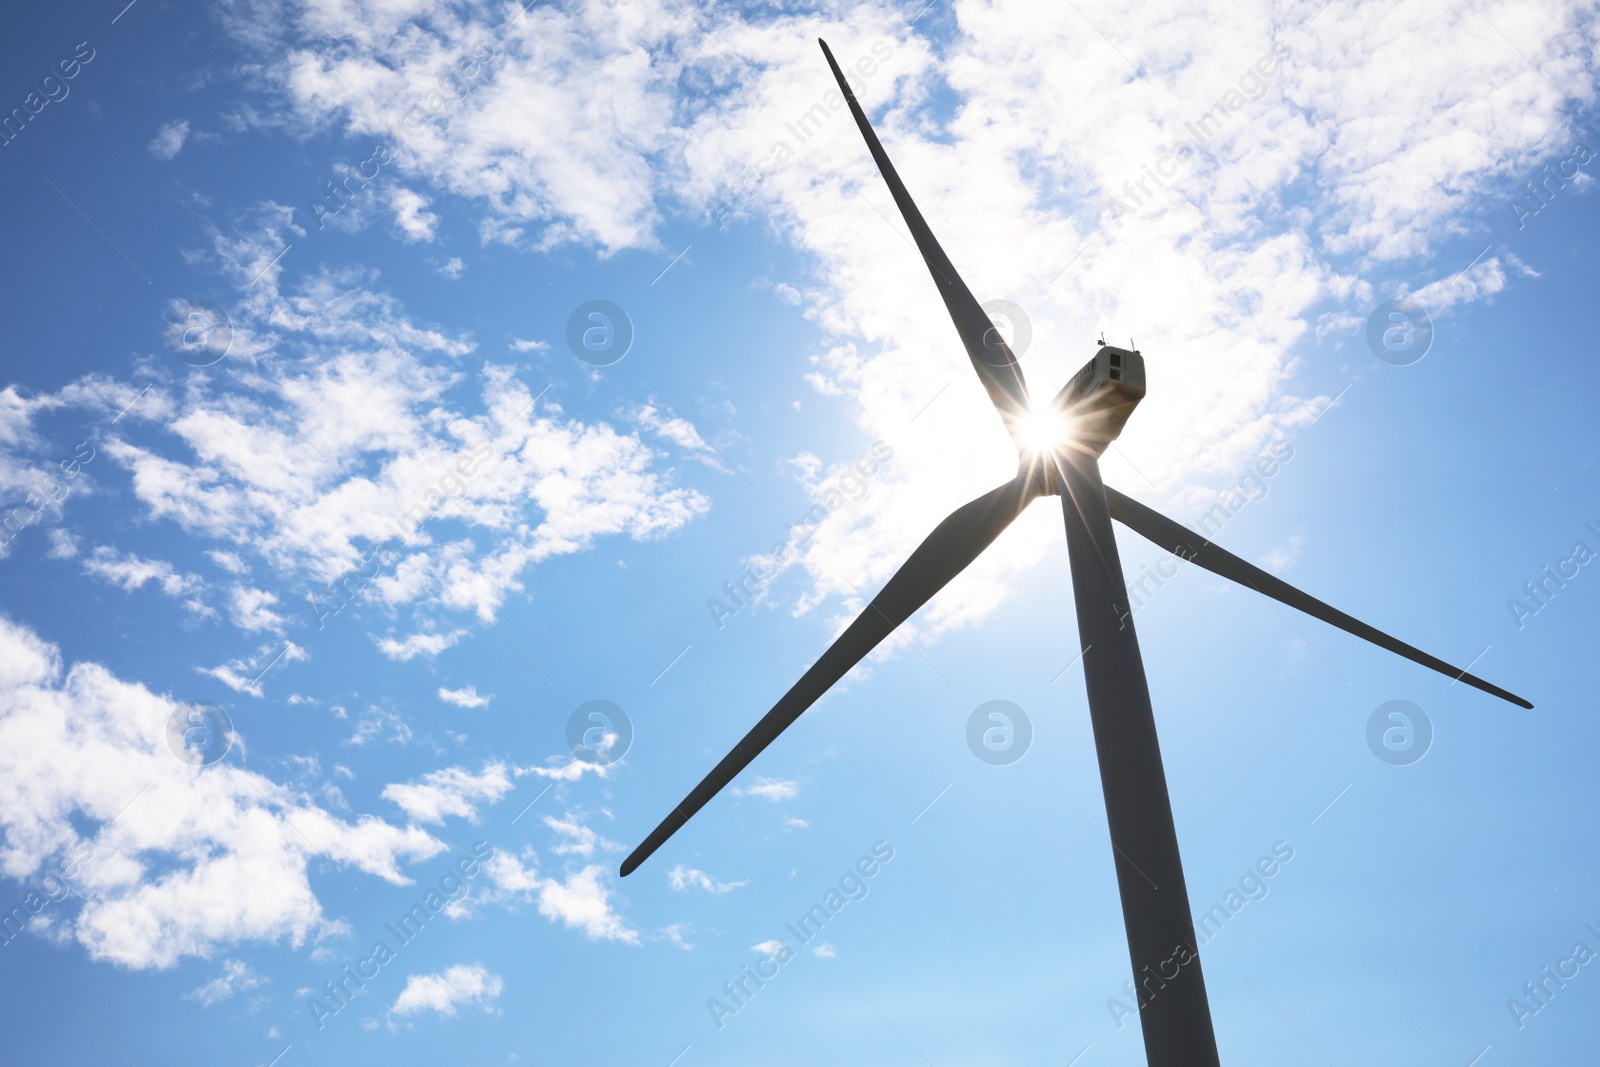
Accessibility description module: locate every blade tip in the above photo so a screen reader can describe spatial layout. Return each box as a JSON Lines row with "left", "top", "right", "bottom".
{"left": 817, "top": 38, "right": 846, "bottom": 82}
{"left": 1483, "top": 680, "right": 1533, "bottom": 709}
{"left": 1486, "top": 686, "right": 1532, "bottom": 709}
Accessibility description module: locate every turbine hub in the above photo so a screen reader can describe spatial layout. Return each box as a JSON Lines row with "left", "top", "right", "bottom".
{"left": 1017, "top": 345, "right": 1146, "bottom": 490}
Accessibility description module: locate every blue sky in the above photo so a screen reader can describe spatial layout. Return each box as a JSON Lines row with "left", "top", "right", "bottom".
{"left": 1, "top": 1, "right": 1598, "bottom": 1065}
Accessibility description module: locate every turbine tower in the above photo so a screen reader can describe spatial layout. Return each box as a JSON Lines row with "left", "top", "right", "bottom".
{"left": 621, "top": 39, "right": 1531, "bottom": 1066}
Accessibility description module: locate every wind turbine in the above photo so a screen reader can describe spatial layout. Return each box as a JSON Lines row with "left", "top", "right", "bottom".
{"left": 621, "top": 39, "right": 1532, "bottom": 1065}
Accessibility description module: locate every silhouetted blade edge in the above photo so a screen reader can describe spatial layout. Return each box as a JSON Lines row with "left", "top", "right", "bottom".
{"left": 817, "top": 37, "right": 1031, "bottom": 432}
{"left": 1104, "top": 487, "right": 1533, "bottom": 709}
{"left": 621, "top": 474, "right": 1041, "bottom": 876}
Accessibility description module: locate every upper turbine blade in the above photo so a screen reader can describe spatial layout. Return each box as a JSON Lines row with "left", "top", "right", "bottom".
{"left": 818, "top": 38, "right": 1032, "bottom": 436}
{"left": 621, "top": 474, "right": 1041, "bottom": 877}
{"left": 1104, "top": 487, "right": 1533, "bottom": 709}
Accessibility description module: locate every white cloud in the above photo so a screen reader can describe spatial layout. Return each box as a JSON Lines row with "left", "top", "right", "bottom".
{"left": 735, "top": 777, "right": 798, "bottom": 802}
{"left": 0, "top": 380, "right": 147, "bottom": 558}
{"left": 667, "top": 864, "right": 746, "bottom": 894}
{"left": 389, "top": 964, "right": 502, "bottom": 1019}
{"left": 645, "top": 2, "right": 1596, "bottom": 646}
{"left": 186, "top": 959, "right": 264, "bottom": 1006}
{"left": 437, "top": 685, "right": 490, "bottom": 708}
{"left": 228, "top": 585, "right": 286, "bottom": 633}
{"left": 198, "top": 642, "right": 307, "bottom": 698}
{"left": 82, "top": 548, "right": 197, "bottom": 595}
{"left": 436, "top": 256, "right": 465, "bottom": 279}
{"left": 524, "top": 755, "right": 613, "bottom": 782}
{"left": 139, "top": 0, "right": 1600, "bottom": 667}
{"left": 1503, "top": 252, "right": 1541, "bottom": 279}
{"left": 0, "top": 616, "right": 445, "bottom": 969}
{"left": 1404, "top": 257, "right": 1508, "bottom": 316}
{"left": 508, "top": 338, "right": 549, "bottom": 353}
{"left": 478, "top": 847, "right": 544, "bottom": 897}
{"left": 45, "top": 529, "right": 79, "bottom": 559}
{"left": 89, "top": 250, "right": 708, "bottom": 634}
{"left": 632, "top": 402, "right": 728, "bottom": 471}
{"left": 1262, "top": 532, "right": 1307, "bottom": 573}
{"left": 196, "top": 661, "right": 262, "bottom": 696}
{"left": 230, "top": 2, "right": 688, "bottom": 254}
{"left": 751, "top": 939, "right": 788, "bottom": 957}
{"left": 812, "top": 942, "right": 835, "bottom": 958}
{"left": 387, "top": 187, "right": 439, "bottom": 242}
{"left": 381, "top": 762, "right": 514, "bottom": 824}
{"left": 533, "top": 865, "right": 638, "bottom": 944}
{"left": 471, "top": 848, "right": 637, "bottom": 943}
{"left": 345, "top": 705, "right": 412, "bottom": 747}
{"left": 82, "top": 547, "right": 211, "bottom": 617}
{"left": 543, "top": 814, "right": 615, "bottom": 858}
{"left": 206, "top": 549, "right": 248, "bottom": 574}
{"left": 376, "top": 630, "right": 467, "bottom": 662}
{"left": 148, "top": 119, "right": 189, "bottom": 161}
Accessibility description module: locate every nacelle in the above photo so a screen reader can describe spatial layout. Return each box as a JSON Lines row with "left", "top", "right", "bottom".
{"left": 1052, "top": 345, "right": 1146, "bottom": 454}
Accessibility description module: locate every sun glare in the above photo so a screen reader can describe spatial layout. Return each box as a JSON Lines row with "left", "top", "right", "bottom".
{"left": 1019, "top": 406, "right": 1068, "bottom": 454}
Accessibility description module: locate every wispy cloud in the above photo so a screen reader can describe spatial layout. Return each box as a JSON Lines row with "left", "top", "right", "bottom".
{"left": 438, "top": 685, "right": 491, "bottom": 708}
{"left": 389, "top": 964, "right": 502, "bottom": 1020}
{"left": 667, "top": 865, "right": 746, "bottom": 894}
{"left": 376, "top": 630, "right": 468, "bottom": 662}
{"left": 0, "top": 616, "right": 444, "bottom": 969}
{"left": 735, "top": 777, "right": 799, "bottom": 802}
{"left": 186, "top": 960, "right": 264, "bottom": 1007}
{"left": 147, "top": 119, "right": 189, "bottom": 160}
{"left": 382, "top": 762, "right": 515, "bottom": 825}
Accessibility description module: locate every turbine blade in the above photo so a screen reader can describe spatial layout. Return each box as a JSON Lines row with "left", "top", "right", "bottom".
{"left": 818, "top": 38, "right": 1032, "bottom": 435}
{"left": 622, "top": 474, "right": 1040, "bottom": 876}
{"left": 1104, "top": 487, "right": 1533, "bottom": 709}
